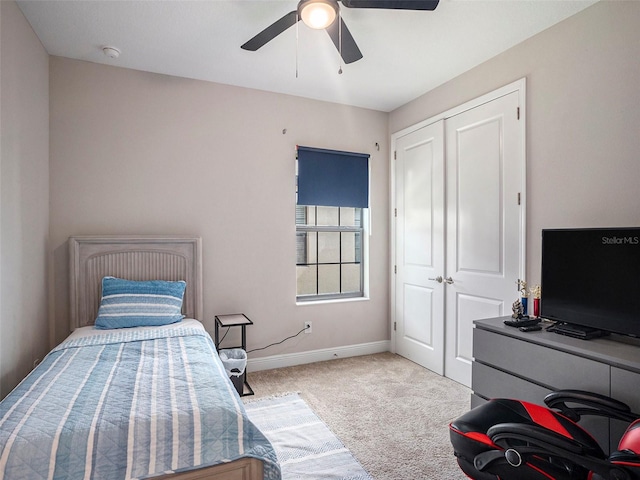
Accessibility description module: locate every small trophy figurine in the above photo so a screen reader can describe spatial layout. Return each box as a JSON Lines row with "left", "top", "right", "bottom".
{"left": 517, "top": 279, "right": 529, "bottom": 316}
{"left": 511, "top": 299, "right": 524, "bottom": 319}
{"left": 532, "top": 285, "right": 541, "bottom": 318}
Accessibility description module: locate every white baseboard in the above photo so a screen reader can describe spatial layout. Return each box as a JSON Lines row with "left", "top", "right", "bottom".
{"left": 247, "top": 340, "right": 391, "bottom": 372}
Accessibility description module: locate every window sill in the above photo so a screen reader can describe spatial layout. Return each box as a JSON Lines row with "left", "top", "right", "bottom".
{"left": 296, "top": 296, "right": 370, "bottom": 307}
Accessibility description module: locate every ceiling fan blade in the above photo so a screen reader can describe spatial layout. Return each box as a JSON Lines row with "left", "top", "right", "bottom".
{"left": 241, "top": 11, "right": 298, "bottom": 51}
{"left": 340, "top": 0, "right": 439, "bottom": 10}
{"left": 326, "top": 18, "right": 363, "bottom": 64}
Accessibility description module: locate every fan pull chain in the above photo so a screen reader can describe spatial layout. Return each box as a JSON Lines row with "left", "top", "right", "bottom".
{"left": 338, "top": 11, "right": 343, "bottom": 75}
{"left": 295, "top": 13, "right": 299, "bottom": 78}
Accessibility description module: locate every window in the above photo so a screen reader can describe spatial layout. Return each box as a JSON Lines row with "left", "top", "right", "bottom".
{"left": 296, "top": 146, "right": 369, "bottom": 302}
{"left": 296, "top": 206, "right": 363, "bottom": 300}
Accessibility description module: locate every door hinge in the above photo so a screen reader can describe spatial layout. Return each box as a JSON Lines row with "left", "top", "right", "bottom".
{"left": 394, "top": 208, "right": 397, "bottom": 217}
{"left": 517, "top": 107, "right": 520, "bottom": 120}
{"left": 518, "top": 192, "right": 521, "bottom": 205}
{"left": 394, "top": 151, "right": 397, "bottom": 160}
{"left": 394, "top": 265, "right": 397, "bottom": 274}
{"left": 394, "top": 321, "right": 397, "bottom": 332}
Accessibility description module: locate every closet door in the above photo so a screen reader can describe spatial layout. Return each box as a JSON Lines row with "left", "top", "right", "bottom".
{"left": 394, "top": 121, "right": 445, "bottom": 374}
{"left": 444, "top": 90, "right": 524, "bottom": 386}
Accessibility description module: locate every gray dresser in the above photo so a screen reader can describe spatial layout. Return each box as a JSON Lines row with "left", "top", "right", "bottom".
{"left": 472, "top": 316, "right": 640, "bottom": 453}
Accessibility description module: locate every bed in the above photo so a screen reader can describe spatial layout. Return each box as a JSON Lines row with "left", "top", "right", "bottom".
{"left": 0, "top": 235, "right": 280, "bottom": 480}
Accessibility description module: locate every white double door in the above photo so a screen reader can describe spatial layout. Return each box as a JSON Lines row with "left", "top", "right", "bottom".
{"left": 393, "top": 86, "right": 525, "bottom": 387}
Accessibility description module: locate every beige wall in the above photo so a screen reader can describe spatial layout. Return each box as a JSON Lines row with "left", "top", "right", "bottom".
{"left": 0, "top": 0, "right": 49, "bottom": 398}
{"left": 4, "top": 0, "right": 640, "bottom": 391}
{"left": 49, "top": 58, "right": 390, "bottom": 356}
{"left": 390, "top": 1, "right": 640, "bottom": 287}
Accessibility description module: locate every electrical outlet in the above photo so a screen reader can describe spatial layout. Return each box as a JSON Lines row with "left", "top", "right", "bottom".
{"left": 304, "top": 321, "right": 312, "bottom": 334}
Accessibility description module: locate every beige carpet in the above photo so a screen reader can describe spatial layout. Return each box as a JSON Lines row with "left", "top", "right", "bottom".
{"left": 244, "top": 352, "right": 471, "bottom": 480}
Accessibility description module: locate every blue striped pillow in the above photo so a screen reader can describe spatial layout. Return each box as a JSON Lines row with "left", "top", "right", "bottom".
{"left": 95, "top": 276, "right": 186, "bottom": 329}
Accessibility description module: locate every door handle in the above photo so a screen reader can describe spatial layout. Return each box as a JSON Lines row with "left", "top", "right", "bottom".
{"left": 428, "top": 276, "right": 443, "bottom": 283}
{"left": 445, "top": 276, "right": 454, "bottom": 284}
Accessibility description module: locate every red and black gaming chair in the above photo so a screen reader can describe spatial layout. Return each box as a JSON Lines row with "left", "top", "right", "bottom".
{"left": 449, "top": 390, "right": 640, "bottom": 480}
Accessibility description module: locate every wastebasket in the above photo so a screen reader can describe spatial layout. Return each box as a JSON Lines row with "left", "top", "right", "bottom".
{"left": 219, "top": 348, "right": 247, "bottom": 395}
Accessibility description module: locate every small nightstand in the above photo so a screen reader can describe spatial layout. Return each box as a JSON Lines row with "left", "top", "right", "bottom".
{"left": 214, "top": 313, "right": 254, "bottom": 396}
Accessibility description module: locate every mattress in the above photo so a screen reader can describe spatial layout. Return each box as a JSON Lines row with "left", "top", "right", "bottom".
{"left": 0, "top": 320, "right": 280, "bottom": 479}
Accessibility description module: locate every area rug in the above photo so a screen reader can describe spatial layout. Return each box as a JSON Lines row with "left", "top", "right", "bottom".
{"left": 245, "top": 393, "right": 372, "bottom": 480}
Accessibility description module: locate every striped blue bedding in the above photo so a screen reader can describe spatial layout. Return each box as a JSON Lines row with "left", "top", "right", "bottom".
{"left": 0, "top": 324, "right": 281, "bottom": 480}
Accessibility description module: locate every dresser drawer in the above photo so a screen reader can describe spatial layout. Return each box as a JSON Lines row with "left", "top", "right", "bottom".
{"left": 472, "top": 361, "right": 552, "bottom": 403}
{"left": 610, "top": 367, "right": 640, "bottom": 451}
{"left": 473, "top": 328, "right": 609, "bottom": 394}
{"left": 611, "top": 367, "right": 640, "bottom": 412}
{"left": 472, "top": 353, "right": 609, "bottom": 453}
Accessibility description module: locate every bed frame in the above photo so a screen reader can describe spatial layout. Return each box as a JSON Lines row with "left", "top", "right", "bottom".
{"left": 68, "top": 235, "right": 265, "bottom": 480}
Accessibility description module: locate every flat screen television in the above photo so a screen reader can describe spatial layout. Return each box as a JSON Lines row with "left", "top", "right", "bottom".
{"left": 541, "top": 227, "right": 640, "bottom": 339}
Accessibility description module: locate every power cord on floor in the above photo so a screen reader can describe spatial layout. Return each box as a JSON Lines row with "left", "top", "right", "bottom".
{"left": 247, "top": 326, "right": 308, "bottom": 354}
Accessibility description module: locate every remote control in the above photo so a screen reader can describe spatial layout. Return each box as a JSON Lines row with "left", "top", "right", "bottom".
{"left": 519, "top": 324, "right": 542, "bottom": 332}
{"left": 504, "top": 318, "right": 539, "bottom": 327}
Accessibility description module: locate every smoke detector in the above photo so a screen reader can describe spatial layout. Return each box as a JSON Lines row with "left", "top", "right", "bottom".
{"left": 102, "top": 46, "right": 121, "bottom": 59}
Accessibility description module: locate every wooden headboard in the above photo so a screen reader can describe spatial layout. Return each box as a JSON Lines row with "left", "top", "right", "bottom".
{"left": 69, "top": 235, "right": 203, "bottom": 330}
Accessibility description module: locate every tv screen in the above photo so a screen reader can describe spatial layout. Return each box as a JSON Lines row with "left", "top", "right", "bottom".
{"left": 541, "top": 227, "right": 640, "bottom": 338}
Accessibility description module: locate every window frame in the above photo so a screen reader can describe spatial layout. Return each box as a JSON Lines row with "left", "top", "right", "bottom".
{"left": 296, "top": 206, "right": 366, "bottom": 302}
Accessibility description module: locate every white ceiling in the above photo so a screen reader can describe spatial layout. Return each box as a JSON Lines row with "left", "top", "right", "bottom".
{"left": 17, "top": 0, "right": 598, "bottom": 112}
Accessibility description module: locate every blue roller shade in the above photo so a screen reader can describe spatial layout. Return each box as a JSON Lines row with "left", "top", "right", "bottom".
{"left": 297, "top": 146, "right": 369, "bottom": 208}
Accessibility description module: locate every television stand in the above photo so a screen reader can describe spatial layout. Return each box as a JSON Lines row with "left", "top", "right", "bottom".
{"left": 547, "top": 322, "right": 609, "bottom": 340}
{"left": 472, "top": 316, "right": 640, "bottom": 454}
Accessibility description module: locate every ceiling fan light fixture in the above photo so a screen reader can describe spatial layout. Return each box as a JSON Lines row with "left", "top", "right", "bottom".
{"left": 299, "top": 0, "right": 338, "bottom": 30}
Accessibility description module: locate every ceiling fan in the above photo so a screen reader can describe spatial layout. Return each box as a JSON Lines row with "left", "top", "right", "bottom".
{"left": 241, "top": 0, "right": 440, "bottom": 65}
